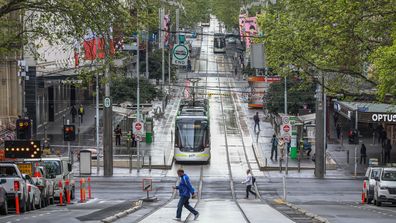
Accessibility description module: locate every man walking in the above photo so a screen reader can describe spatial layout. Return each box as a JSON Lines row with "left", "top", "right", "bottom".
{"left": 241, "top": 169, "right": 257, "bottom": 199}
{"left": 360, "top": 143, "right": 367, "bottom": 165}
{"left": 270, "top": 134, "right": 278, "bottom": 161}
{"left": 70, "top": 105, "right": 77, "bottom": 123}
{"left": 172, "top": 169, "right": 199, "bottom": 221}
{"left": 78, "top": 104, "right": 85, "bottom": 124}
{"left": 253, "top": 112, "right": 260, "bottom": 132}
{"left": 114, "top": 125, "right": 122, "bottom": 146}
{"left": 336, "top": 123, "right": 341, "bottom": 140}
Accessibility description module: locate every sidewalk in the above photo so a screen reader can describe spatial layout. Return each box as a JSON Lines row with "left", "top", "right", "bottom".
{"left": 37, "top": 105, "right": 100, "bottom": 153}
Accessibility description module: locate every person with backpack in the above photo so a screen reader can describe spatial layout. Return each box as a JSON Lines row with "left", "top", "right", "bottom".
{"left": 270, "top": 134, "right": 278, "bottom": 161}
{"left": 241, "top": 169, "right": 257, "bottom": 199}
{"left": 172, "top": 169, "right": 199, "bottom": 221}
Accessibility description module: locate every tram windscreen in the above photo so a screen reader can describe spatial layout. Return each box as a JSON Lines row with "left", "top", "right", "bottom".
{"left": 176, "top": 120, "right": 208, "bottom": 151}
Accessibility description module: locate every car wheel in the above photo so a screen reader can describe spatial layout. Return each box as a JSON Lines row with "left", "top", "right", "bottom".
{"left": 26, "top": 195, "right": 31, "bottom": 211}
{"left": 20, "top": 195, "right": 27, "bottom": 213}
{"left": 376, "top": 200, "right": 382, "bottom": 206}
{"left": 0, "top": 200, "right": 8, "bottom": 215}
{"left": 36, "top": 197, "right": 42, "bottom": 209}
{"left": 32, "top": 196, "right": 36, "bottom": 210}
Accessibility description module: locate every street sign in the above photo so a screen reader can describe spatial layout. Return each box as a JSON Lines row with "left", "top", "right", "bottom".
{"left": 283, "top": 124, "right": 290, "bottom": 132}
{"left": 142, "top": 178, "right": 153, "bottom": 192}
{"left": 104, "top": 97, "right": 111, "bottom": 108}
{"left": 133, "top": 121, "right": 144, "bottom": 135}
{"left": 172, "top": 44, "right": 189, "bottom": 66}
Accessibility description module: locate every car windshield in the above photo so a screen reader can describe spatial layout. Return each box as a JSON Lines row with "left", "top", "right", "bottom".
{"left": 382, "top": 170, "right": 396, "bottom": 181}
{"left": 0, "top": 166, "right": 19, "bottom": 177}
{"left": 371, "top": 169, "right": 381, "bottom": 178}
{"left": 40, "top": 160, "right": 62, "bottom": 176}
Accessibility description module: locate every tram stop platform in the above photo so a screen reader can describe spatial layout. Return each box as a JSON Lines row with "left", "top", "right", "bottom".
{"left": 114, "top": 199, "right": 295, "bottom": 223}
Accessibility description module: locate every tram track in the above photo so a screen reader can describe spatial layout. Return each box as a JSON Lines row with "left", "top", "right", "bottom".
{"left": 217, "top": 66, "right": 251, "bottom": 223}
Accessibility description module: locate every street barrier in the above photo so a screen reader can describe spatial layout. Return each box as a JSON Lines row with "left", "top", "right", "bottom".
{"left": 88, "top": 177, "right": 92, "bottom": 199}
{"left": 58, "top": 180, "right": 66, "bottom": 206}
{"left": 66, "top": 179, "right": 71, "bottom": 204}
{"left": 14, "top": 181, "right": 20, "bottom": 214}
{"left": 79, "top": 178, "right": 85, "bottom": 203}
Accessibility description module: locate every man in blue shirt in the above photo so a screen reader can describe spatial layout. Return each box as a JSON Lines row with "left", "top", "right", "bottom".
{"left": 172, "top": 169, "right": 199, "bottom": 221}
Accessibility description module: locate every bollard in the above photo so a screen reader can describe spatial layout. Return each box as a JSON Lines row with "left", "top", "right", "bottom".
{"left": 88, "top": 177, "right": 92, "bottom": 199}
{"left": 79, "top": 178, "right": 84, "bottom": 203}
{"left": 82, "top": 178, "right": 86, "bottom": 202}
{"left": 265, "top": 158, "right": 267, "bottom": 167}
{"left": 279, "top": 159, "right": 283, "bottom": 173}
{"left": 14, "top": 181, "right": 20, "bottom": 214}
{"left": 129, "top": 155, "right": 132, "bottom": 173}
{"left": 65, "top": 179, "right": 71, "bottom": 204}
{"left": 58, "top": 180, "right": 65, "bottom": 206}
{"left": 298, "top": 151, "right": 301, "bottom": 173}
{"left": 347, "top": 150, "right": 350, "bottom": 164}
{"left": 149, "top": 155, "right": 152, "bottom": 172}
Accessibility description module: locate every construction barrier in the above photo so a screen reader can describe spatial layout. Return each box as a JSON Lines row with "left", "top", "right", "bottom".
{"left": 79, "top": 178, "right": 84, "bottom": 203}
{"left": 14, "top": 181, "right": 20, "bottom": 214}
{"left": 58, "top": 180, "right": 66, "bottom": 206}
{"left": 66, "top": 179, "right": 71, "bottom": 204}
{"left": 88, "top": 177, "right": 92, "bottom": 199}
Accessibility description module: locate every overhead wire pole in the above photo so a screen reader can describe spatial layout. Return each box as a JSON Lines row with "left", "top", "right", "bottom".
{"left": 103, "top": 31, "right": 113, "bottom": 177}
{"left": 136, "top": 34, "right": 141, "bottom": 172}
{"left": 315, "top": 73, "right": 325, "bottom": 178}
{"left": 161, "top": 8, "right": 166, "bottom": 112}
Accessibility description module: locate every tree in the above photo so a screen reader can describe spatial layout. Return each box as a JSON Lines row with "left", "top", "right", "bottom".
{"left": 111, "top": 76, "right": 161, "bottom": 104}
{"left": 140, "top": 48, "right": 176, "bottom": 81}
{"left": 370, "top": 26, "right": 396, "bottom": 101}
{"left": 266, "top": 77, "right": 316, "bottom": 115}
{"left": 0, "top": 0, "right": 133, "bottom": 58}
{"left": 256, "top": 0, "right": 396, "bottom": 99}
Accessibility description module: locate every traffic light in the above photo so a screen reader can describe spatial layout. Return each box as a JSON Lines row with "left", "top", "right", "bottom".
{"left": 63, "top": 125, "right": 76, "bottom": 141}
{"left": 16, "top": 118, "right": 32, "bottom": 140}
{"left": 4, "top": 140, "right": 42, "bottom": 159}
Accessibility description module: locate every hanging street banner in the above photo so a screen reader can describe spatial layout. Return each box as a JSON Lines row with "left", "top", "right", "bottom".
{"left": 172, "top": 44, "right": 189, "bottom": 66}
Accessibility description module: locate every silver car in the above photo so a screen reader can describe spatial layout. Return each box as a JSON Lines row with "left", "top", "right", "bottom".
{"left": 363, "top": 167, "right": 382, "bottom": 204}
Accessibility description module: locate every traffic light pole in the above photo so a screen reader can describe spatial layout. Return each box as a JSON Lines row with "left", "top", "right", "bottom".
{"left": 67, "top": 120, "right": 71, "bottom": 160}
{"left": 137, "top": 35, "right": 141, "bottom": 173}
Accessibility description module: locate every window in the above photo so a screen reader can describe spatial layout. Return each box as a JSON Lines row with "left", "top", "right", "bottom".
{"left": 0, "top": 166, "right": 18, "bottom": 177}
{"left": 382, "top": 170, "right": 396, "bottom": 181}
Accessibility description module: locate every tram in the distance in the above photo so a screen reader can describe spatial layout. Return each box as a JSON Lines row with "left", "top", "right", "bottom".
{"left": 174, "top": 99, "right": 210, "bottom": 164}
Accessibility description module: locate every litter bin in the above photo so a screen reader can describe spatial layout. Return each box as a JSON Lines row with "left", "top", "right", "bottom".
{"left": 145, "top": 118, "right": 153, "bottom": 144}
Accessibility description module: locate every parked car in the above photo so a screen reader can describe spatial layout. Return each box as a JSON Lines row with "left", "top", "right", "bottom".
{"left": 23, "top": 174, "right": 42, "bottom": 210}
{"left": 0, "top": 185, "right": 8, "bottom": 215}
{"left": 373, "top": 168, "right": 396, "bottom": 206}
{"left": 0, "top": 163, "right": 29, "bottom": 213}
{"left": 363, "top": 167, "right": 382, "bottom": 204}
{"left": 32, "top": 165, "right": 54, "bottom": 206}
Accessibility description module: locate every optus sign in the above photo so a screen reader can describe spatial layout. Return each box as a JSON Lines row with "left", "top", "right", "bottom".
{"left": 371, "top": 114, "right": 396, "bottom": 122}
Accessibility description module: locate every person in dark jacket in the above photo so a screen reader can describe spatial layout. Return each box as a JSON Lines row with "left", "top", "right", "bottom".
{"left": 360, "top": 143, "right": 367, "bottom": 165}
{"left": 336, "top": 123, "right": 341, "bottom": 140}
{"left": 253, "top": 112, "right": 260, "bottom": 132}
{"left": 70, "top": 105, "right": 77, "bottom": 123}
{"left": 172, "top": 169, "right": 199, "bottom": 221}
{"left": 270, "top": 134, "right": 278, "bottom": 161}
{"left": 384, "top": 139, "right": 392, "bottom": 163}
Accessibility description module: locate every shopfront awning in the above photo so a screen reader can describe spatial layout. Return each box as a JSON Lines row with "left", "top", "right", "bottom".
{"left": 334, "top": 101, "right": 396, "bottom": 123}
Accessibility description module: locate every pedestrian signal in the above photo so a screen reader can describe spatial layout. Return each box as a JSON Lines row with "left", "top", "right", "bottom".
{"left": 4, "top": 140, "right": 42, "bottom": 158}
{"left": 63, "top": 125, "right": 76, "bottom": 141}
{"left": 16, "top": 118, "right": 32, "bottom": 140}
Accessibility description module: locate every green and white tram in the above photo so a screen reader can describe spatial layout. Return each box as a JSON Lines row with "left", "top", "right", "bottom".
{"left": 174, "top": 100, "right": 210, "bottom": 163}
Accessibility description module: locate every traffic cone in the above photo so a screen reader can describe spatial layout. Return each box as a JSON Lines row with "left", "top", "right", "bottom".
{"left": 65, "top": 179, "right": 71, "bottom": 204}
{"left": 361, "top": 192, "right": 366, "bottom": 204}
{"left": 79, "top": 178, "right": 84, "bottom": 203}
{"left": 58, "top": 180, "right": 66, "bottom": 206}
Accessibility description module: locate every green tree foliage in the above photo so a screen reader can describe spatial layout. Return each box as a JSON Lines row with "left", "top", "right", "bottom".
{"left": 370, "top": 26, "right": 396, "bottom": 101}
{"left": 140, "top": 48, "right": 176, "bottom": 81}
{"left": 180, "top": 0, "right": 210, "bottom": 28}
{"left": 210, "top": 0, "right": 241, "bottom": 29}
{"left": 266, "top": 77, "right": 316, "bottom": 115}
{"left": 256, "top": 0, "right": 396, "bottom": 98}
{"left": 0, "top": 0, "right": 133, "bottom": 57}
{"left": 111, "top": 76, "right": 160, "bottom": 104}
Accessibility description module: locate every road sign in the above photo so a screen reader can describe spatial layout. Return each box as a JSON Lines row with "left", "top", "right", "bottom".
{"left": 142, "top": 178, "right": 153, "bottom": 192}
{"left": 172, "top": 44, "right": 189, "bottom": 66}
{"left": 104, "top": 97, "right": 111, "bottom": 108}
{"left": 283, "top": 124, "right": 290, "bottom": 132}
{"left": 133, "top": 121, "right": 144, "bottom": 135}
